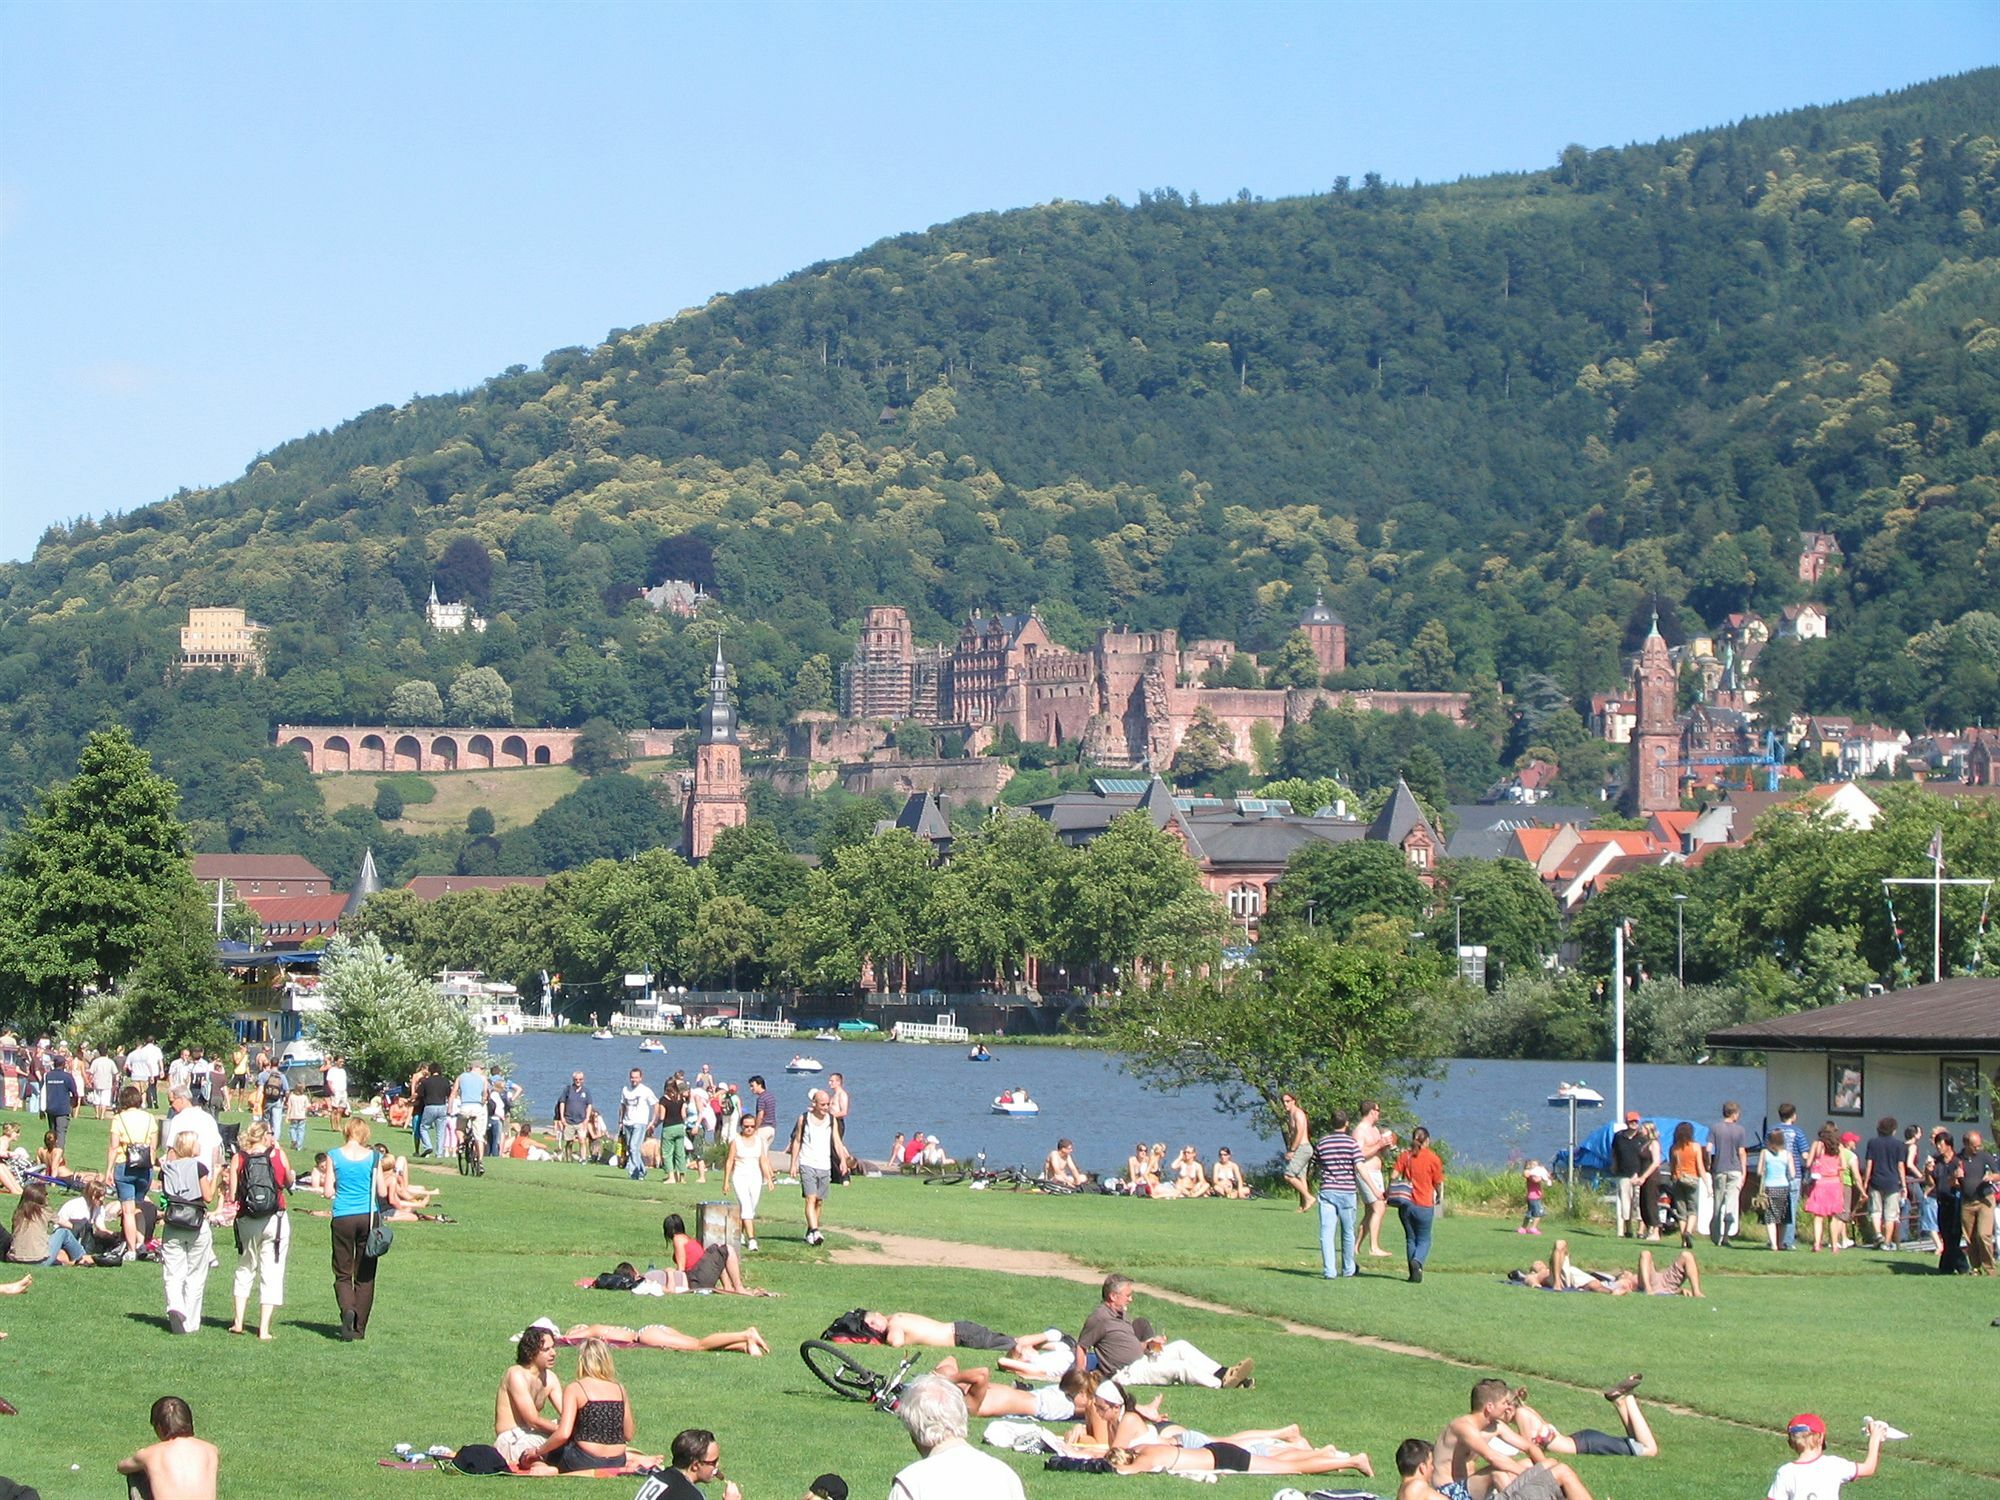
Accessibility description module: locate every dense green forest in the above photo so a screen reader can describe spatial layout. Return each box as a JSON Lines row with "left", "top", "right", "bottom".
{"left": 1, "top": 72, "right": 1995, "bottom": 878}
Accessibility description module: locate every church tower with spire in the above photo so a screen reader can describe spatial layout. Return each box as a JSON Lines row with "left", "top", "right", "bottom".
{"left": 683, "top": 641, "right": 748, "bottom": 861}
{"left": 1627, "top": 612, "right": 1679, "bottom": 815}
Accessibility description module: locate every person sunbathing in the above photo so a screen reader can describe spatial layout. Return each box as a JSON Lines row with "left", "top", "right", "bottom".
{"left": 1209, "top": 1148, "right": 1251, "bottom": 1199}
{"left": 1172, "top": 1147, "right": 1211, "bottom": 1199}
{"left": 1495, "top": 1377, "right": 1656, "bottom": 1461}
{"left": 858, "top": 1310, "right": 1050, "bottom": 1359}
{"left": 1107, "top": 1441, "right": 1373, "bottom": 1478}
{"left": 1069, "top": 1375, "right": 1296, "bottom": 1455}
{"left": 560, "top": 1322, "right": 770, "bottom": 1356}
{"left": 930, "top": 1360, "right": 1131, "bottom": 1423}
{"left": 1512, "top": 1239, "right": 1702, "bottom": 1298}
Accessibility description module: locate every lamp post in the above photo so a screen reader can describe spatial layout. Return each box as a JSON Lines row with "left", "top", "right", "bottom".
{"left": 1673, "top": 894, "right": 1688, "bottom": 988}
{"left": 1452, "top": 895, "right": 1465, "bottom": 977}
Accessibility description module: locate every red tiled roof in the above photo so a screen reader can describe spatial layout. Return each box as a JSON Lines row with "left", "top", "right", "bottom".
{"left": 405, "top": 876, "right": 550, "bottom": 901}
{"left": 241, "top": 894, "right": 348, "bottom": 926}
{"left": 193, "top": 854, "right": 330, "bottom": 883}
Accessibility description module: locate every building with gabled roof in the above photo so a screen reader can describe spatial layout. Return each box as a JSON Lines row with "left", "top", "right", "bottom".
{"left": 405, "top": 875, "right": 549, "bottom": 901}
{"left": 193, "top": 854, "right": 330, "bottom": 897}
{"left": 1366, "top": 778, "right": 1443, "bottom": 879}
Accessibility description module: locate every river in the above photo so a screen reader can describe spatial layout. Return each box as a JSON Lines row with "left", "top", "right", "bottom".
{"left": 487, "top": 1033, "right": 1762, "bottom": 1174}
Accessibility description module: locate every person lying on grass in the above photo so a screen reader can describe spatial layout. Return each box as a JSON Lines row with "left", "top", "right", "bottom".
{"left": 929, "top": 1358, "right": 1120, "bottom": 1423}
{"left": 1490, "top": 1376, "right": 1656, "bottom": 1460}
{"left": 1105, "top": 1439, "right": 1372, "bottom": 1478}
{"left": 1064, "top": 1372, "right": 1343, "bottom": 1462}
{"left": 857, "top": 1308, "right": 1060, "bottom": 1361}
{"left": 1433, "top": 1377, "right": 1594, "bottom": 1500}
{"left": 515, "top": 1337, "right": 662, "bottom": 1475}
{"left": 558, "top": 1322, "right": 770, "bottom": 1356}
{"left": 1509, "top": 1239, "right": 1704, "bottom": 1297}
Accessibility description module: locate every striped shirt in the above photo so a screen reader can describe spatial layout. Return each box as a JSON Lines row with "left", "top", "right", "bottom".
{"left": 1314, "top": 1132, "right": 1360, "bottom": 1193}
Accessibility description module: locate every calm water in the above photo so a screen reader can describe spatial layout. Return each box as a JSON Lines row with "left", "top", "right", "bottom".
{"left": 491, "top": 1033, "right": 1761, "bottom": 1174}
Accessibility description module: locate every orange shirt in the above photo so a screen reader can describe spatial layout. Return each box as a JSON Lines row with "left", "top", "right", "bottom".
{"left": 1671, "top": 1141, "right": 1703, "bottom": 1179}
{"left": 1394, "top": 1147, "right": 1444, "bottom": 1207}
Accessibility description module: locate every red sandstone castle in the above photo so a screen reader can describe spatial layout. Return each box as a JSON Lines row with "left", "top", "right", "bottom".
{"left": 836, "top": 596, "right": 1460, "bottom": 769}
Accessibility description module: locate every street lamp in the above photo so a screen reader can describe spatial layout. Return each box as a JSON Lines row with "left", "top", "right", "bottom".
{"left": 1452, "top": 894, "right": 1465, "bottom": 954}
{"left": 1673, "top": 894, "right": 1688, "bottom": 987}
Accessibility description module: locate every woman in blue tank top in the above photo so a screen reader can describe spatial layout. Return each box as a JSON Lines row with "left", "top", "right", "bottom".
{"left": 328, "top": 1118, "right": 389, "bottom": 1340}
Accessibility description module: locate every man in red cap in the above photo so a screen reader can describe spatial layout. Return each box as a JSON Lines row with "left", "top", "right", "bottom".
{"left": 1609, "top": 1113, "right": 1647, "bottom": 1239}
{"left": 1767, "top": 1413, "right": 1885, "bottom": 1499}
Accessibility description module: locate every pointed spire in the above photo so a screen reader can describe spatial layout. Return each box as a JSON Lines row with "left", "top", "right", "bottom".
{"left": 700, "top": 636, "right": 737, "bottom": 744}
{"left": 429, "top": 581, "right": 440, "bottom": 605}
{"left": 1646, "top": 607, "right": 1661, "bottom": 639}
{"left": 342, "top": 848, "right": 382, "bottom": 917}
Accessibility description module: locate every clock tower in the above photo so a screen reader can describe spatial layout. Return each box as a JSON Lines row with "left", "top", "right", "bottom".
{"left": 683, "top": 640, "right": 748, "bottom": 861}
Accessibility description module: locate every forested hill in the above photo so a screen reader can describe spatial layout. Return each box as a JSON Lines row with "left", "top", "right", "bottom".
{"left": 0, "top": 71, "right": 1996, "bottom": 846}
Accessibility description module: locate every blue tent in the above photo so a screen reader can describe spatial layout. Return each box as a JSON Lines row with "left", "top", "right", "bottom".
{"left": 1563, "top": 1117, "right": 1711, "bottom": 1174}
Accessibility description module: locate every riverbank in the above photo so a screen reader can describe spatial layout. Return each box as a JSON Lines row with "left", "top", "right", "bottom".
{"left": 6, "top": 1109, "right": 1989, "bottom": 1499}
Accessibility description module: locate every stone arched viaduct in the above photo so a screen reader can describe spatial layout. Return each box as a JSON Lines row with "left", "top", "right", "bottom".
{"left": 276, "top": 725, "right": 582, "bottom": 774}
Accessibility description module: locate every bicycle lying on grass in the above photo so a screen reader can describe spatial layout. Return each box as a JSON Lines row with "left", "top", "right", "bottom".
{"left": 798, "top": 1340, "right": 920, "bottom": 1412}
{"left": 919, "top": 1162, "right": 1079, "bottom": 1194}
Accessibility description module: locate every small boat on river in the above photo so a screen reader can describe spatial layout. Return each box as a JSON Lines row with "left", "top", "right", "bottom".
{"left": 991, "top": 1090, "right": 1039, "bottom": 1117}
{"left": 967, "top": 1046, "right": 994, "bottom": 1063}
{"left": 787, "top": 1055, "right": 824, "bottom": 1074}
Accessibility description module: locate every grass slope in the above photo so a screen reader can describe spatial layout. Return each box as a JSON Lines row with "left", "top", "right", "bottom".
{"left": 5, "top": 1112, "right": 1992, "bottom": 1499}
{"left": 319, "top": 766, "right": 583, "bottom": 835}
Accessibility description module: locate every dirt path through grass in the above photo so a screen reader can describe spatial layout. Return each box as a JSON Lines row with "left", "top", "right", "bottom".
{"left": 831, "top": 1224, "right": 1977, "bottom": 1474}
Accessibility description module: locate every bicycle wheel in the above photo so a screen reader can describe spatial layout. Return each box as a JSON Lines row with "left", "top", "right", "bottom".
{"left": 799, "top": 1340, "right": 887, "bottom": 1402}
{"left": 921, "top": 1172, "right": 966, "bottom": 1187}
{"left": 457, "top": 1134, "right": 474, "bottom": 1176}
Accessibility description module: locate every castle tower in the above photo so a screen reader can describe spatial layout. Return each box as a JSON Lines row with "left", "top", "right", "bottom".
{"left": 1627, "top": 612, "right": 1679, "bottom": 815}
{"left": 1299, "top": 590, "right": 1347, "bottom": 678}
{"left": 683, "top": 640, "right": 748, "bottom": 861}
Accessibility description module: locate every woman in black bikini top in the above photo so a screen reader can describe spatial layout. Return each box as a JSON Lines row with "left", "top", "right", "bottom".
{"left": 521, "top": 1338, "right": 656, "bottom": 1473}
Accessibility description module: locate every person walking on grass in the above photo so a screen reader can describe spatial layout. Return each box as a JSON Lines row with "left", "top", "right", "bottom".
{"left": 107, "top": 1085, "right": 159, "bottom": 1258}
{"left": 1393, "top": 1126, "right": 1444, "bottom": 1284}
{"left": 1354, "top": 1100, "right": 1397, "bottom": 1258}
{"left": 328, "top": 1118, "right": 392, "bottom": 1340}
{"left": 225, "top": 1120, "right": 291, "bottom": 1341}
{"left": 1758, "top": 1129, "right": 1795, "bottom": 1253}
{"left": 1280, "top": 1092, "right": 1312, "bottom": 1211}
{"left": 726, "top": 1113, "right": 773, "bottom": 1251}
{"left": 787, "top": 1088, "right": 857, "bottom": 1246}
{"left": 1708, "top": 1101, "right": 1749, "bottom": 1246}
{"left": 157, "top": 1131, "right": 217, "bottom": 1336}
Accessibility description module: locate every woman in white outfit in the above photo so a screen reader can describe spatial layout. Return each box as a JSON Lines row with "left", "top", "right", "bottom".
{"left": 157, "top": 1130, "right": 217, "bottom": 1334}
{"left": 725, "top": 1114, "right": 773, "bottom": 1251}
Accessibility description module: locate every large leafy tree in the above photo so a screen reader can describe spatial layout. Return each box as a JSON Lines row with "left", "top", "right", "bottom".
{"left": 1103, "top": 928, "right": 1446, "bottom": 1137}
{"left": 1437, "top": 857, "right": 1562, "bottom": 979}
{"left": 1058, "top": 811, "right": 1224, "bottom": 972}
{"left": 314, "top": 932, "right": 484, "bottom": 1093}
{"left": 926, "top": 813, "right": 1070, "bottom": 982}
{"left": 123, "top": 881, "right": 241, "bottom": 1054}
{"left": 788, "top": 830, "right": 937, "bottom": 990}
{"left": 0, "top": 726, "right": 200, "bottom": 1027}
{"left": 1264, "top": 840, "right": 1426, "bottom": 940}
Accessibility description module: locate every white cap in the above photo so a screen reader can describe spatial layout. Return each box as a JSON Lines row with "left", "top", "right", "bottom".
{"left": 926, "top": 1134, "right": 939, "bottom": 1143}
{"left": 1097, "top": 1380, "right": 1125, "bottom": 1406}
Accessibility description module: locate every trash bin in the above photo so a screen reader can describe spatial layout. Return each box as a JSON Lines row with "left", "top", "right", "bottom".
{"left": 697, "top": 1200, "right": 742, "bottom": 1249}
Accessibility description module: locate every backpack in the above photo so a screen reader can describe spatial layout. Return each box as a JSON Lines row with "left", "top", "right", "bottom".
{"left": 240, "top": 1150, "right": 280, "bottom": 1217}
{"left": 820, "top": 1308, "right": 882, "bottom": 1343}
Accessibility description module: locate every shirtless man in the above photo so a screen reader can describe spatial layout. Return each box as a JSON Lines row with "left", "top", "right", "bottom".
{"left": 1395, "top": 1437, "right": 1451, "bottom": 1499}
{"left": 116, "top": 1395, "right": 218, "bottom": 1500}
{"left": 1044, "top": 1139, "right": 1087, "bottom": 1187}
{"left": 1433, "top": 1378, "right": 1593, "bottom": 1500}
{"left": 1280, "top": 1092, "right": 1313, "bottom": 1210}
{"left": 860, "top": 1309, "right": 1056, "bottom": 1362}
{"left": 1210, "top": 1147, "right": 1250, "bottom": 1199}
{"left": 1496, "top": 1377, "right": 1654, "bottom": 1462}
{"left": 1354, "top": 1101, "right": 1398, "bottom": 1257}
{"left": 494, "top": 1326, "right": 564, "bottom": 1465}
{"left": 1513, "top": 1240, "right": 1703, "bottom": 1298}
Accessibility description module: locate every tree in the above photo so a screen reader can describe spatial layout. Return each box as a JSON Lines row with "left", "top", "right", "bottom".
{"left": 122, "top": 881, "right": 239, "bottom": 1055}
{"left": 1265, "top": 841, "right": 1426, "bottom": 940}
{"left": 1171, "top": 708, "right": 1237, "bottom": 781}
{"left": 1264, "top": 631, "right": 1324, "bottom": 690}
{"left": 792, "top": 653, "right": 835, "bottom": 713}
{"left": 447, "top": 666, "right": 515, "bottom": 727}
{"left": 894, "top": 719, "right": 938, "bottom": 758}
{"left": 0, "top": 727, "right": 194, "bottom": 1026}
{"left": 434, "top": 535, "right": 495, "bottom": 609}
{"left": 1102, "top": 927, "right": 1444, "bottom": 1136}
{"left": 527, "top": 774, "right": 680, "bottom": 870}
{"left": 313, "top": 932, "right": 485, "bottom": 1093}
{"left": 789, "top": 830, "right": 937, "bottom": 990}
{"left": 466, "top": 806, "right": 496, "bottom": 839}
{"left": 1059, "top": 811, "right": 1224, "bottom": 971}
{"left": 388, "top": 679, "right": 445, "bottom": 723}
{"left": 570, "top": 717, "right": 630, "bottom": 777}
{"left": 1397, "top": 746, "right": 1450, "bottom": 826}
{"left": 706, "top": 821, "right": 810, "bottom": 919}
{"left": 1408, "top": 619, "right": 1456, "bottom": 689}
{"left": 1437, "top": 857, "right": 1561, "bottom": 979}
{"left": 374, "top": 782, "right": 405, "bottom": 821}
{"left": 927, "top": 813, "right": 1071, "bottom": 982}
{"left": 683, "top": 894, "right": 763, "bottom": 988}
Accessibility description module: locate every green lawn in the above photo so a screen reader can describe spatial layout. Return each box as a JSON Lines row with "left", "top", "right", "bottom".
{"left": 319, "top": 766, "right": 583, "bottom": 835}
{"left": 6, "top": 1111, "right": 1992, "bottom": 1498}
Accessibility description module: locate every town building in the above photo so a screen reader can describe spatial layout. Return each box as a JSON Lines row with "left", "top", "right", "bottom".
{"left": 1798, "top": 530, "right": 1844, "bottom": 584}
{"left": 681, "top": 642, "right": 748, "bottom": 861}
{"left": 425, "top": 583, "right": 487, "bottom": 634}
{"left": 641, "top": 579, "right": 707, "bottom": 617}
{"left": 178, "top": 606, "right": 267, "bottom": 674}
{"left": 404, "top": 875, "right": 550, "bottom": 901}
{"left": 1626, "top": 614, "right": 1679, "bottom": 815}
{"left": 1298, "top": 591, "right": 1348, "bottom": 677}
{"left": 193, "top": 854, "right": 330, "bottom": 899}
{"left": 1706, "top": 977, "right": 1996, "bottom": 1141}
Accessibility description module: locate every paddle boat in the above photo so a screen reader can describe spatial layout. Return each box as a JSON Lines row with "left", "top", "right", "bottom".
{"left": 967, "top": 1045, "right": 994, "bottom": 1063}
{"left": 638, "top": 1038, "right": 666, "bottom": 1054}
{"left": 786, "top": 1054, "right": 824, "bottom": 1074}
{"left": 590, "top": 1029, "right": 617, "bottom": 1041}
{"left": 991, "top": 1088, "right": 1039, "bottom": 1117}
{"left": 813, "top": 1029, "right": 842, "bottom": 1042}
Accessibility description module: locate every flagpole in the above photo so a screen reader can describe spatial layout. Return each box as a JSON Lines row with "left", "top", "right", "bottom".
{"left": 1613, "top": 920, "right": 1627, "bottom": 1125}
{"left": 1932, "top": 828, "right": 1943, "bottom": 986}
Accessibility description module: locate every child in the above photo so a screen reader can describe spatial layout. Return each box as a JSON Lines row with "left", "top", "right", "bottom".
{"left": 1768, "top": 1413, "right": 1882, "bottom": 1498}
{"left": 1518, "top": 1160, "right": 1551, "bottom": 1235}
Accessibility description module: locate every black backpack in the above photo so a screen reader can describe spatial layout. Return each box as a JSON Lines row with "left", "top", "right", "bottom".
{"left": 820, "top": 1308, "right": 881, "bottom": 1343}
{"left": 240, "top": 1150, "right": 281, "bottom": 1217}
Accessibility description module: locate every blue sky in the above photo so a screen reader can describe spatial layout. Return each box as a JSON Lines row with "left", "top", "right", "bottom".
{"left": 0, "top": 1, "right": 1992, "bottom": 565}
